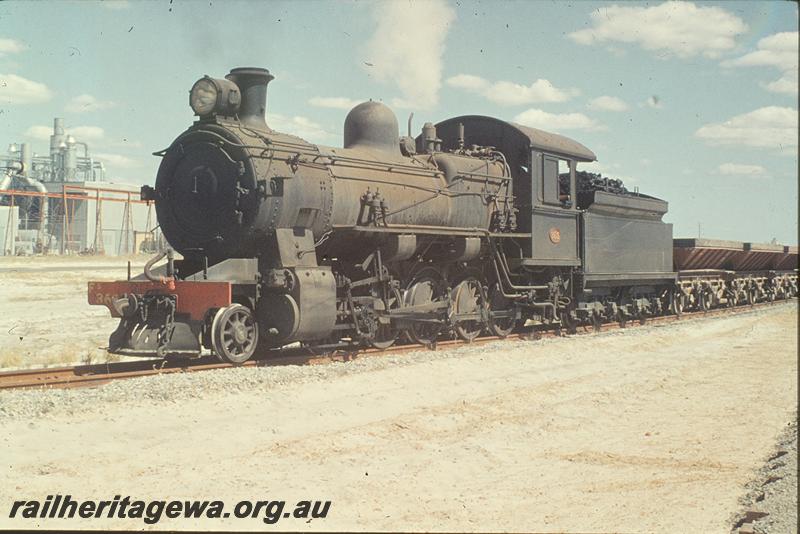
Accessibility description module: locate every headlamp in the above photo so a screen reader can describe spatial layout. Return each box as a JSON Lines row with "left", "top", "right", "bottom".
{"left": 189, "top": 76, "right": 241, "bottom": 117}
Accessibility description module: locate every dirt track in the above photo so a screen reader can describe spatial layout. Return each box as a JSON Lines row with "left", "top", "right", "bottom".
{"left": 1, "top": 303, "right": 796, "bottom": 532}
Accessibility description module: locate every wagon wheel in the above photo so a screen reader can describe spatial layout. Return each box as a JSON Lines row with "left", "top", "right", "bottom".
{"left": 670, "top": 289, "right": 685, "bottom": 316}
{"left": 405, "top": 268, "right": 445, "bottom": 346}
{"left": 369, "top": 287, "right": 404, "bottom": 350}
{"left": 211, "top": 304, "right": 259, "bottom": 364}
{"left": 591, "top": 310, "right": 603, "bottom": 332}
{"left": 745, "top": 288, "right": 756, "bottom": 306}
{"left": 726, "top": 291, "right": 738, "bottom": 308}
{"left": 699, "top": 290, "right": 712, "bottom": 312}
{"left": 487, "top": 283, "right": 516, "bottom": 338}
{"left": 450, "top": 277, "right": 485, "bottom": 342}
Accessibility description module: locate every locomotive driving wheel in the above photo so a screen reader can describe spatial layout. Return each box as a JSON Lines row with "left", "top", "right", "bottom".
{"left": 405, "top": 267, "right": 446, "bottom": 346}
{"left": 211, "top": 304, "right": 259, "bottom": 364}
{"left": 487, "top": 283, "right": 516, "bottom": 338}
{"left": 450, "top": 277, "right": 485, "bottom": 342}
{"left": 368, "top": 288, "right": 404, "bottom": 350}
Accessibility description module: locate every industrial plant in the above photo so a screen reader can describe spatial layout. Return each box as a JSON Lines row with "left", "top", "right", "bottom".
{"left": 0, "top": 119, "right": 159, "bottom": 256}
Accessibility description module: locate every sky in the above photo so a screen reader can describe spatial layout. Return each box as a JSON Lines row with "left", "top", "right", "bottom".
{"left": 0, "top": 0, "right": 797, "bottom": 244}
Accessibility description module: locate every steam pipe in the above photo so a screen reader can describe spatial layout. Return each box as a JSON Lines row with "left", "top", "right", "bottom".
{"left": 144, "top": 248, "right": 175, "bottom": 284}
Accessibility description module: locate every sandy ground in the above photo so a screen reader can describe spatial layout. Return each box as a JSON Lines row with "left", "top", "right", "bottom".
{"left": 0, "top": 302, "right": 796, "bottom": 532}
{"left": 0, "top": 256, "right": 148, "bottom": 369}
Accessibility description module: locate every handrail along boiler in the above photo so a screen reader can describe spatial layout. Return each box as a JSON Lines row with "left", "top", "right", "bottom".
{"left": 87, "top": 67, "right": 798, "bottom": 363}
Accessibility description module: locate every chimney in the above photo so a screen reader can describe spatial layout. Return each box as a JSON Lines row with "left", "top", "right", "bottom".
{"left": 50, "top": 118, "right": 65, "bottom": 160}
{"left": 225, "top": 67, "right": 274, "bottom": 131}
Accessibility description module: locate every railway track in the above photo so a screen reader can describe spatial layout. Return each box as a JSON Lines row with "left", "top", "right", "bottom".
{"left": 0, "top": 300, "right": 792, "bottom": 391}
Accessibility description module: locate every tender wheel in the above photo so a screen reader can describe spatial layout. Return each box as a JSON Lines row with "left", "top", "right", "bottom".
{"left": 487, "top": 283, "right": 516, "bottom": 338}
{"left": 211, "top": 304, "right": 258, "bottom": 364}
{"left": 617, "top": 310, "right": 627, "bottom": 328}
{"left": 369, "top": 288, "right": 403, "bottom": 350}
{"left": 450, "top": 277, "right": 484, "bottom": 342}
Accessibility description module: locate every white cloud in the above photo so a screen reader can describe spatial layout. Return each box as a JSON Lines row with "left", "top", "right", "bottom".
{"left": 513, "top": 108, "right": 605, "bottom": 132}
{"left": 0, "top": 38, "right": 25, "bottom": 56}
{"left": 762, "top": 70, "right": 798, "bottom": 95}
{"left": 24, "top": 124, "right": 105, "bottom": 142}
{"left": 587, "top": 95, "right": 628, "bottom": 112}
{"left": 24, "top": 126, "right": 53, "bottom": 141}
{"left": 446, "top": 74, "right": 579, "bottom": 106}
{"left": 308, "top": 96, "right": 364, "bottom": 110}
{"left": 66, "top": 94, "right": 116, "bottom": 113}
{"left": 268, "top": 113, "right": 335, "bottom": 143}
{"left": 717, "top": 163, "right": 766, "bottom": 176}
{"left": 69, "top": 126, "right": 105, "bottom": 141}
{"left": 695, "top": 106, "right": 797, "bottom": 151}
{"left": 487, "top": 79, "right": 579, "bottom": 106}
{"left": 0, "top": 73, "right": 53, "bottom": 104}
{"left": 722, "top": 32, "right": 798, "bottom": 71}
{"left": 93, "top": 153, "right": 142, "bottom": 169}
{"left": 722, "top": 31, "right": 798, "bottom": 96}
{"left": 446, "top": 74, "right": 489, "bottom": 92}
{"left": 568, "top": 2, "right": 747, "bottom": 59}
{"left": 362, "top": 0, "right": 455, "bottom": 109}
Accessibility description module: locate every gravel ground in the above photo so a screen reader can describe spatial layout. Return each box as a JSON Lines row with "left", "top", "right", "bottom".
{"left": 731, "top": 417, "right": 798, "bottom": 534}
{"left": 0, "top": 302, "right": 791, "bottom": 422}
{"left": 1, "top": 302, "right": 795, "bottom": 532}
{"left": 0, "top": 333, "right": 574, "bottom": 420}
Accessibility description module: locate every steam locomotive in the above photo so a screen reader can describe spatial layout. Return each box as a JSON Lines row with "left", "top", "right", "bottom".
{"left": 88, "top": 67, "right": 798, "bottom": 363}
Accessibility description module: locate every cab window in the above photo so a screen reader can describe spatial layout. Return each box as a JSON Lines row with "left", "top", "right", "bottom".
{"left": 543, "top": 155, "right": 572, "bottom": 207}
